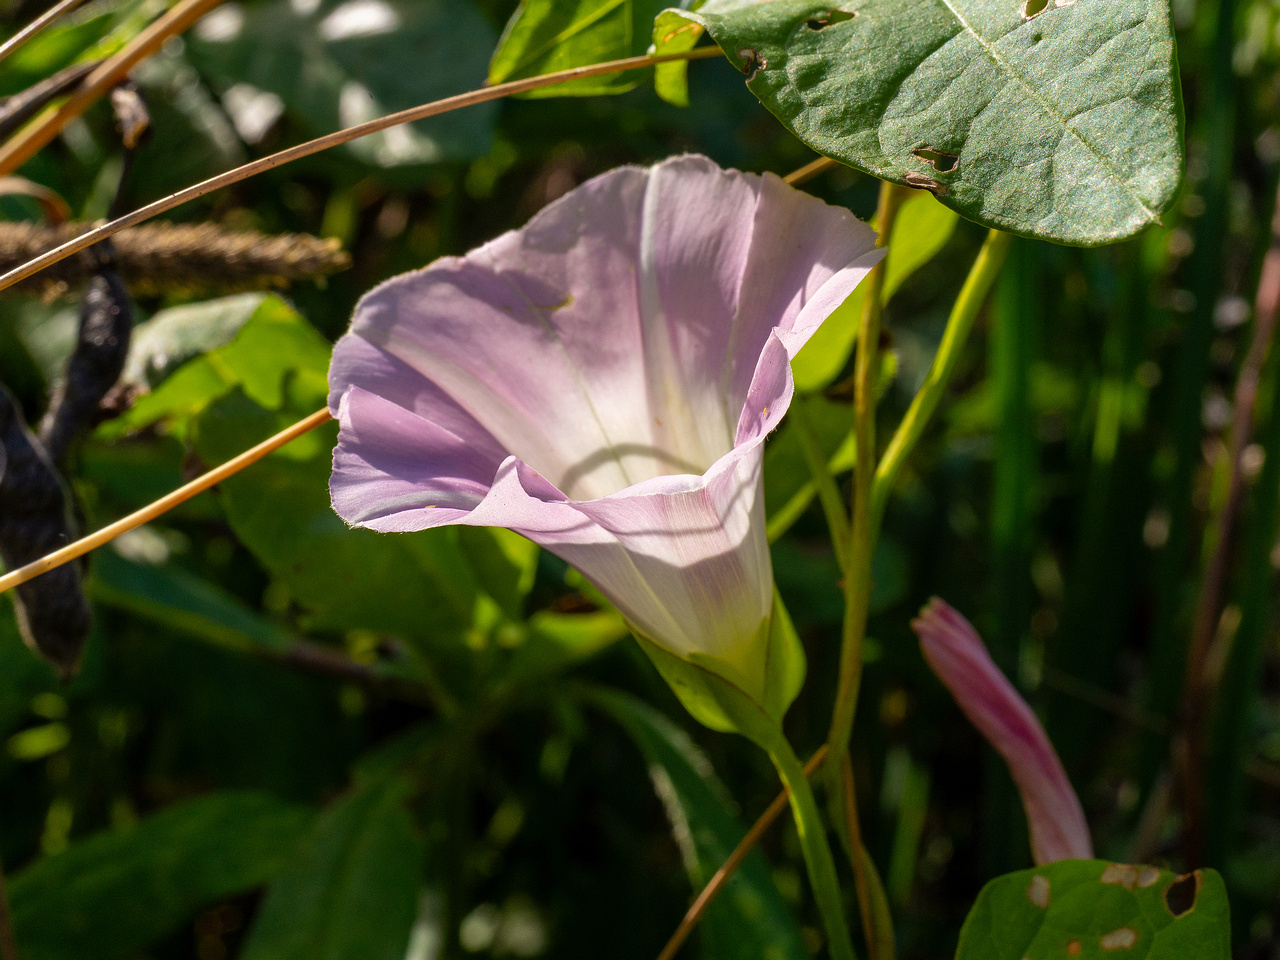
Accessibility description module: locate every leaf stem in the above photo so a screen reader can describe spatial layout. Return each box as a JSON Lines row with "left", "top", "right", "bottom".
{"left": 769, "top": 735, "right": 857, "bottom": 960}
{"left": 0, "top": 407, "right": 333, "bottom": 597}
{"left": 871, "top": 228, "right": 1011, "bottom": 528}
{"left": 0, "top": 47, "right": 723, "bottom": 294}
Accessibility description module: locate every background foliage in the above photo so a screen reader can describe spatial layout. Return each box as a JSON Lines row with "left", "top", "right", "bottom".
{"left": 0, "top": 0, "right": 1275, "bottom": 954}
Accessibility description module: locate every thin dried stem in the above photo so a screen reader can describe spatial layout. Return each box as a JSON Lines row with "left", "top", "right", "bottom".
{"left": 0, "top": 0, "right": 90, "bottom": 64}
{"left": 0, "top": 0, "right": 227, "bottom": 175}
{"left": 655, "top": 746, "right": 827, "bottom": 960}
{"left": 0, "top": 408, "right": 332, "bottom": 597}
{"left": 784, "top": 156, "right": 839, "bottom": 186}
{"left": 0, "top": 46, "right": 722, "bottom": 293}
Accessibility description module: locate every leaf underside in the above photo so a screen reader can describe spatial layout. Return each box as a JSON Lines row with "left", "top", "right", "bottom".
{"left": 675, "top": 0, "right": 1182, "bottom": 244}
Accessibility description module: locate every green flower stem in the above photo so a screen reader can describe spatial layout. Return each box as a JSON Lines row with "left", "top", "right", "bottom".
{"left": 870, "top": 228, "right": 1012, "bottom": 529}
{"left": 768, "top": 732, "right": 858, "bottom": 960}
{"left": 826, "top": 179, "right": 907, "bottom": 820}
{"left": 790, "top": 394, "right": 851, "bottom": 567}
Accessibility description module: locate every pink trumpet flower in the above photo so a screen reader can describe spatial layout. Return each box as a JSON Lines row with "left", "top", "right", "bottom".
{"left": 327, "top": 154, "right": 881, "bottom": 714}
{"left": 911, "top": 598, "right": 1093, "bottom": 864}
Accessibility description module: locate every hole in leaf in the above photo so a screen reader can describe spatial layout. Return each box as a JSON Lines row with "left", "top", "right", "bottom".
{"left": 737, "top": 47, "right": 766, "bottom": 81}
{"left": 902, "top": 171, "right": 948, "bottom": 197}
{"left": 805, "top": 9, "right": 855, "bottom": 29}
{"left": 1164, "top": 872, "right": 1200, "bottom": 917}
{"left": 911, "top": 147, "right": 959, "bottom": 174}
{"left": 1021, "top": 0, "right": 1049, "bottom": 17}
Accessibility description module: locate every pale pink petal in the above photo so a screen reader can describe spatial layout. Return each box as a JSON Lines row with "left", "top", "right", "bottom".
{"left": 328, "top": 154, "right": 882, "bottom": 697}
{"left": 912, "top": 598, "right": 1093, "bottom": 865}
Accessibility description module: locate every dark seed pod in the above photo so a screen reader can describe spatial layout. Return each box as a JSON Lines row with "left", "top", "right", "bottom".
{"left": 0, "top": 384, "right": 90, "bottom": 677}
{"left": 39, "top": 252, "right": 133, "bottom": 463}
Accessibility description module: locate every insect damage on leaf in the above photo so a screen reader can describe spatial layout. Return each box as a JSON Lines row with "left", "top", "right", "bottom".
{"left": 1164, "top": 872, "right": 1200, "bottom": 918}
{"left": 804, "top": 9, "right": 855, "bottom": 29}
{"left": 1100, "top": 927, "right": 1138, "bottom": 950}
{"left": 911, "top": 147, "right": 959, "bottom": 174}
{"left": 737, "top": 47, "right": 767, "bottom": 81}
{"left": 902, "top": 172, "right": 948, "bottom": 196}
{"left": 1026, "top": 874, "right": 1050, "bottom": 907}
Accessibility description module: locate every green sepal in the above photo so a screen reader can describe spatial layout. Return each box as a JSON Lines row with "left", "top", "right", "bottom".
{"left": 630, "top": 589, "right": 805, "bottom": 747}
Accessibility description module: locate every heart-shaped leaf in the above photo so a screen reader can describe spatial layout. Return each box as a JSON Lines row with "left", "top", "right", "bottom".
{"left": 957, "top": 860, "right": 1230, "bottom": 959}
{"left": 660, "top": 0, "right": 1183, "bottom": 244}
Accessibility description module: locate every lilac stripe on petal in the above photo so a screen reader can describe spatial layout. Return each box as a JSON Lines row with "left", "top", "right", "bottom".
{"left": 329, "top": 154, "right": 882, "bottom": 715}
{"left": 912, "top": 598, "right": 1093, "bottom": 864}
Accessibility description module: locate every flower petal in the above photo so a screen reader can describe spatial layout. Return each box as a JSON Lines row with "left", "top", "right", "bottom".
{"left": 912, "top": 598, "right": 1093, "bottom": 864}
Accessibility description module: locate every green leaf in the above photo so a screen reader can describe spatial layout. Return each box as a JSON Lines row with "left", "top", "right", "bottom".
{"left": 102, "top": 294, "right": 330, "bottom": 440}
{"left": 9, "top": 792, "right": 313, "bottom": 960}
{"left": 497, "top": 609, "right": 629, "bottom": 684}
{"left": 240, "top": 775, "right": 425, "bottom": 960}
{"left": 489, "top": 0, "right": 671, "bottom": 97}
{"left": 190, "top": 391, "right": 482, "bottom": 697}
{"left": 587, "top": 689, "right": 809, "bottom": 960}
{"left": 670, "top": 0, "right": 1183, "bottom": 244}
{"left": 188, "top": 0, "right": 496, "bottom": 165}
{"left": 0, "top": 597, "right": 58, "bottom": 738}
{"left": 88, "top": 549, "right": 297, "bottom": 656}
{"left": 957, "top": 861, "right": 1231, "bottom": 960}
{"left": 793, "top": 191, "right": 959, "bottom": 391}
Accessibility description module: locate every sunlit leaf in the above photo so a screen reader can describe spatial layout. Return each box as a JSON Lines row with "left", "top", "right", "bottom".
{"left": 666, "top": 0, "right": 1182, "bottom": 243}
{"left": 489, "top": 0, "right": 672, "bottom": 97}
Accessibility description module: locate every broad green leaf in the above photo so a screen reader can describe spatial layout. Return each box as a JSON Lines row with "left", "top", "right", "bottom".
{"left": 188, "top": 0, "right": 496, "bottom": 165}
{"left": 241, "top": 775, "right": 425, "bottom": 960}
{"left": 497, "top": 609, "right": 629, "bottom": 684}
{"left": 89, "top": 549, "right": 297, "bottom": 656}
{"left": 793, "top": 191, "right": 960, "bottom": 392}
{"left": 957, "top": 861, "right": 1230, "bottom": 960}
{"left": 191, "top": 391, "right": 483, "bottom": 693}
{"left": 489, "top": 0, "right": 671, "bottom": 97}
{"left": 588, "top": 689, "right": 809, "bottom": 960}
{"left": 101, "top": 294, "right": 330, "bottom": 440}
{"left": 9, "top": 791, "right": 313, "bottom": 960}
{"left": 667, "top": 0, "right": 1183, "bottom": 244}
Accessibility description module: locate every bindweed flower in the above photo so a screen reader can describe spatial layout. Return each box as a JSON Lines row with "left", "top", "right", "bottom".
{"left": 327, "top": 154, "right": 881, "bottom": 734}
{"left": 912, "top": 597, "right": 1093, "bottom": 864}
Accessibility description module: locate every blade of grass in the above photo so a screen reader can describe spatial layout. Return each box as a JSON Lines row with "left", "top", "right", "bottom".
{"left": 0, "top": 0, "right": 91, "bottom": 64}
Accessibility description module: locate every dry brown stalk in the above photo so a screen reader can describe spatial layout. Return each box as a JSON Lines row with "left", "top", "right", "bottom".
{"left": 0, "top": 220, "right": 350, "bottom": 298}
{"left": 0, "top": 46, "right": 723, "bottom": 294}
{"left": 0, "top": 0, "right": 227, "bottom": 176}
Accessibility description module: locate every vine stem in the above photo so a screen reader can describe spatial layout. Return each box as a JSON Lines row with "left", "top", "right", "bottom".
{"left": 0, "top": 407, "right": 332, "bottom": 597}
{"left": 768, "top": 734, "right": 857, "bottom": 960}
{"left": 0, "top": 47, "right": 722, "bottom": 293}
{"left": 825, "top": 179, "right": 906, "bottom": 814}
{"left": 0, "top": 0, "right": 226, "bottom": 175}
{"left": 871, "top": 229, "right": 1011, "bottom": 528}
{"left": 655, "top": 746, "right": 827, "bottom": 960}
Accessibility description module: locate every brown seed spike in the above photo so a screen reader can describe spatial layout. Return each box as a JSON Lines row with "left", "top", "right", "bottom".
{"left": 1100, "top": 928, "right": 1138, "bottom": 950}
{"left": 1164, "top": 872, "right": 1200, "bottom": 917}
{"left": 1100, "top": 863, "right": 1139, "bottom": 889}
{"left": 1026, "top": 874, "right": 1050, "bottom": 908}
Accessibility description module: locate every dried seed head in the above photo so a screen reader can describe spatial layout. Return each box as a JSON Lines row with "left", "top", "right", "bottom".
{"left": 0, "top": 220, "right": 351, "bottom": 300}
